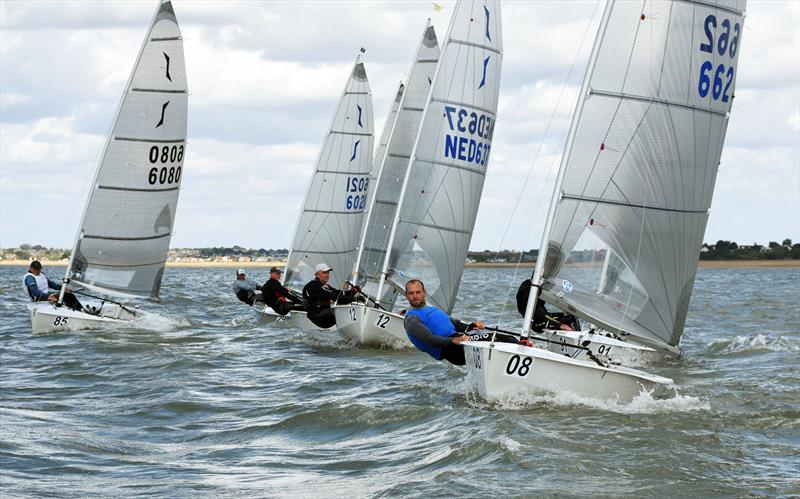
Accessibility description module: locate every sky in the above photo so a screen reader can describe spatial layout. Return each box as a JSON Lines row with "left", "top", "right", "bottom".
{"left": 1, "top": 0, "right": 798, "bottom": 252}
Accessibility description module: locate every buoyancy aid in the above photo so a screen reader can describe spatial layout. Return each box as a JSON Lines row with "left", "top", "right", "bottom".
{"left": 22, "top": 272, "right": 51, "bottom": 300}
{"left": 405, "top": 306, "right": 456, "bottom": 360}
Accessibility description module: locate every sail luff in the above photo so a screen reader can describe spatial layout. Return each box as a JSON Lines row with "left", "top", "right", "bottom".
{"left": 62, "top": 0, "right": 181, "bottom": 302}
{"left": 283, "top": 55, "right": 374, "bottom": 289}
{"left": 374, "top": 5, "right": 463, "bottom": 304}
{"left": 523, "top": 0, "right": 616, "bottom": 337}
{"left": 284, "top": 55, "right": 362, "bottom": 287}
{"left": 350, "top": 80, "right": 404, "bottom": 283}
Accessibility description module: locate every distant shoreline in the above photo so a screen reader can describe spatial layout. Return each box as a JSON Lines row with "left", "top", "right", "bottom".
{"left": 1, "top": 259, "right": 797, "bottom": 269}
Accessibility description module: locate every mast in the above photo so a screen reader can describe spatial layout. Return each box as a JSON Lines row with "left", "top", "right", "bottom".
{"left": 59, "top": 0, "right": 170, "bottom": 305}
{"left": 350, "top": 20, "right": 431, "bottom": 288}
{"left": 374, "top": 9, "right": 459, "bottom": 303}
{"left": 521, "top": 0, "right": 615, "bottom": 339}
{"left": 349, "top": 79, "right": 403, "bottom": 285}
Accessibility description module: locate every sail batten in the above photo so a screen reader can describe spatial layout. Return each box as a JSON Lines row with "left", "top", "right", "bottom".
{"left": 64, "top": 0, "right": 187, "bottom": 302}
{"left": 529, "top": 0, "right": 745, "bottom": 351}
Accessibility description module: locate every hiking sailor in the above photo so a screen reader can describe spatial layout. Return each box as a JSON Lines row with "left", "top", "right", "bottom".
{"left": 262, "top": 266, "right": 304, "bottom": 315}
{"left": 403, "top": 279, "right": 485, "bottom": 365}
{"left": 302, "top": 263, "right": 359, "bottom": 328}
{"left": 232, "top": 269, "right": 265, "bottom": 305}
{"left": 515, "top": 278, "right": 577, "bottom": 332}
{"left": 23, "top": 260, "right": 83, "bottom": 311}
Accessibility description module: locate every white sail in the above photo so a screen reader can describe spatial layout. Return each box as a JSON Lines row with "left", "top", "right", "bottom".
{"left": 65, "top": 0, "right": 187, "bottom": 300}
{"left": 531, "top": 0, "right": 747, "bottom": 354}
{"left": 352, "top": 24, "right": 441, "bottom": 309}
{"left": 284, "top": 58, "right": 374, "bottom": 290}
{"left": 378, "top": 0, "right": 503, "bottom": 313}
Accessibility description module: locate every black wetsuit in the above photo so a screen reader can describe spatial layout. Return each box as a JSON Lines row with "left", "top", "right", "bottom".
{"left": 404, "top": 314, "right": 479, "bottom": 365}
{"left": 515, "top": 279, "right": 578, "bottom": 332}
{"left": 262, "top": 278, "right": 304, "bottom": 315}
{"left": 301, "top": 278, "right": 357, "bottom": 328}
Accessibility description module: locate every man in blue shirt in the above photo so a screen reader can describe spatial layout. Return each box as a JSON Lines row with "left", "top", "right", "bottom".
{"left": 403, "top": 279, "right": 485, "bottom": 365}
{"left": 23, "top": 260, "right": 83, "bottom": 311}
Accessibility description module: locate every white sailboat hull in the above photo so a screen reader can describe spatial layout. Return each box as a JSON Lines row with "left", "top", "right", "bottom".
{"left": 29, "top": 301, "right": 141, "bottom": 334}
{"left": 333, "top": 304, "right": 411, "bottom": 348}
{"left": 462, "top": 341, "right": 673, "bottom": 403}
{"left": 255, "top": 305, "right": 333, "bottom": 331}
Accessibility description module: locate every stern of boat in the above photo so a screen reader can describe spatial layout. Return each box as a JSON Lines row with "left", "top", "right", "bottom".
{"left": 334, "top": 304, "right": 410, "bottom": 347}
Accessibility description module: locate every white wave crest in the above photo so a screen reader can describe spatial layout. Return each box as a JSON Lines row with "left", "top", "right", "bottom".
{"left": 473, "top": 386, "right": 710, "bottom": 415}
{"left": 708, "top": 333, "right": 800, "bottom": 354}
{"left": 125, "top": 311, "right": 190, "bottom": 332}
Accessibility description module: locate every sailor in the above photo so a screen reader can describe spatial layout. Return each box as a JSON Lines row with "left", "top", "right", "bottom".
{"left": 403, "top": 279, "right": 485, "bottom": 365}
{"left": 23, "top": 260, "right": 83, "bottom": 311}
{"left": 232, "top": 269, "right": 265, "bottom": 305}
{"left": 301, "top": 263, "right": 359, "bottom": 328}
{"left": 515, "top": 278, "right": 576, "bottom": 332}
{"left": 261, "top": 266, "right": 304, "bottom": 316}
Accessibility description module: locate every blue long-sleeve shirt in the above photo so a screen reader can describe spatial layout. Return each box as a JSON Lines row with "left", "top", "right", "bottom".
{"left": 24, "top": 274, "right": 61, "bottom": 300}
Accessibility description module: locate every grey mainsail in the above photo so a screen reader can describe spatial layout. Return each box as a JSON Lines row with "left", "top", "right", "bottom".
{"left": 528, "top": 0, "right": 747, "bottom": 354}
{"left": 378, "top": 0, "right": 504, "bottom": 313}
{"left": 284, "top": 58, "right": 374, "bottom": 290}
{"left": 65, "top": 0, "right": 187, "bottom": 300}
{"left": 351, "top": 24, "right": 441, "bottom": 309}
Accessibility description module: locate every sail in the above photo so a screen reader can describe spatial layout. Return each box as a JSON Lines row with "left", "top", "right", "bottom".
{"left": 66, "top": 0, "right": 187, "bottom": 300}
{"left": 353, "top": 24, "right": 441, "bottom": 309}
{"left": 382, "top": 0, "right": 503, "bottom": 313}
{"left": 536, "top": 0, "right": 746, "bottom": 352}
{"left": 284, "top": 59, "right": 374, "bottom": 290}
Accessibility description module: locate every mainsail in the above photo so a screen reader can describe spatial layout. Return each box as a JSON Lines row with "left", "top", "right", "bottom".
{"left": 352, "top": 24, "right": 441, "bottom": 309}
{"left": 530, "top": 0, "right": 746, "bottom": 354}
{"left": 65, "top": 0, "right": 187, "bottom": 300}
{"left": 284, "top": 58, "right": 374, "bottom": 290}
{"left": 378, "top": 0, "right": 503, "bottom": 313}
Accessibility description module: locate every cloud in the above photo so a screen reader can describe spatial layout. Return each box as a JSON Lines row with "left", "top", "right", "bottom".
{"left": 1, "top": 0, "right": 798, "bottom": 251}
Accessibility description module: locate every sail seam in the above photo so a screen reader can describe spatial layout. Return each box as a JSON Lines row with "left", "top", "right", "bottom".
{"left": 115, "top": 137, "right": 184, "bottom": 143}
{"left": 398, "top": 219, "right": 471, "bottom": 235}
{"left": 290, "top": 249, "right": 355, "bottom": 255}
{"left": 448, "top": 38, "right": 501, "bottom": 55}
{"left": 303, "top": 209, "right": 365, "bottom": 215}
{"left": 676, "top": 0, "right": 743, "bottom": 15}
{"left": 431, "top": 97, "right": 495, "bottom": 116}
{"left": 98, "top": 185, "right": 180, "bottom": 193}
{"left": 561, "top": 193, "right": 707, "bottom": 214}
{"left": 419, "top": 157, "right": 487, "bottom": 176}
{"left": 329, "top": 130, "right": 372, "bottom": 137}
{"left": 589, "top": 89, "right": 727, "bottom": 117}
{"left": 83, "top": 233, "right": 171, "bottom": 241}
{"left": 77, "top": 260, "right": 167, "bottom": 269}
{"left": 131, "top": 88, "right": 187, "bottom": 94}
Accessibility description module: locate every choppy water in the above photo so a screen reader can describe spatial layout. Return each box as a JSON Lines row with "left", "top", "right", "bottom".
{"left": 1, "top": 266, "right": 798, "bottom": 497}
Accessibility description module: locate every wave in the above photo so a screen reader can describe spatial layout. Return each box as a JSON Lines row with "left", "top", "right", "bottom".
{"left": 705, "top": 333, "right": 800, "bottom": 354}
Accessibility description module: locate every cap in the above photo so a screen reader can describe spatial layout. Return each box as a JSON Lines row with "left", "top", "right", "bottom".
{"left": 314, "top": 263, "right": 333, "bottom": 273}
{"left": 269, "top": 266, "right": 283, "bottom": 274}
{"left": 237, "top": 269, "right": 246, "bottom": 275}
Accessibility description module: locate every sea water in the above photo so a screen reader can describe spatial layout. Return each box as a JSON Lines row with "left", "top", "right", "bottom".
{"left": 1, "top": 266, "right": 798, "bottom": 497}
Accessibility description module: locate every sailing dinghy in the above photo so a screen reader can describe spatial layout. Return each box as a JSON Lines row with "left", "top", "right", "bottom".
{"left": 464, "top": 0, "right": 746, "bottom": 402}
{"left": 29, "top": 0, "right": 188, "bottom": 334}
{"left": 335, "top": 1, "right": 502, "bottom": 347}
{"left": 256, "top": 56, "right": 374, "bottom": 330}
